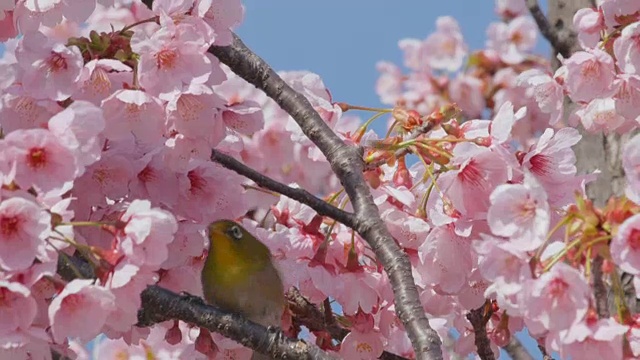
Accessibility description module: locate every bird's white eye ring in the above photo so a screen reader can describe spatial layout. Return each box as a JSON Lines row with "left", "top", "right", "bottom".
{"left": 229, "top": 225, "right": 243, "bottom": 240}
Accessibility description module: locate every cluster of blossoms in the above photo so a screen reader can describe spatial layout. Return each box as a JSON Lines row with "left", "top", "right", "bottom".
{"left": 1, "top": 0, "right": 640, "bottom": 359}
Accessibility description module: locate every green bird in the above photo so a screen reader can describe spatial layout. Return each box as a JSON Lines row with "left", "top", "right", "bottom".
{"left": 201, "top": 220, "right": 285, "bottom": 360}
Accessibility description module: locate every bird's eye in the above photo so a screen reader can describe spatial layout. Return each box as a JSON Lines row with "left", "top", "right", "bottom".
{"left": 228, "top": 225, "right": 243, "bottom": 240}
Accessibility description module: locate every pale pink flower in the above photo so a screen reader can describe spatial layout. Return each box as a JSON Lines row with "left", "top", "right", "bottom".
{"left": 74, "top": 59, "right": 132, "bottom": 105}
{"left": 611, "top": 213, "right": 640, "bottom": 275}
{"left": 49, "top": 279, "right": 116, "bottom": 343}
{"left": 487, "top": 171, "right": 550, "bottom": 251}
{"left": 439, "top": 142, "right": 508, "bottom": 216}
{"left": 573, "top": 97, "right": 626, "bottom": 133}
{"left": 13, "top": 0, "right": 96, "bottom": 33}
{"left": 83, "top": 3, "right": 136, "bottom": 35}
{"left": 495, "top": 0, "right": 526, "bottom": 18}
{"left": 130, "top": 150, "right": 180, "bottom": 208}
{"left": 120, "top": 199, "right": 178, "bottom": 267}
{"left": 524, "top": 262, "right": 591, "bottom": 333}
{"left": 166, "top": 84, "right": 227, "bottom": 145}
{"left": 516, "top": 68, "right": 564, "bottom": 125}
{"left": 600, "top": 0, "right": 640, "bottom": 28}
{"left": 383, "top": 208, "right": 430, "bottom": 250}
{"left": 0, "top": 281, "right": 37, "bottom": 335}
{"left": 563, "top": 48, "right": 616, "bottom": 103}
{"left": 103, "top": 266, "right": 157, "bottom": 334}
{"left": 449, "top": 74, "right": 485, "bottom": 118}
{"left": 195, "top": 0, "right": 245, "bottom": 46}
{"left": 132, "top": 18, "right": 213, "bottom": 97}
{"left": 521, "top": 127, "right": 582, "bottom": 207}
{"left": 375, "top": 61, "right": 404, "bottom": 105}
{"left": 549, "top": 318, "right": 628, "bottom": 360}
{"left": 4, "top": 128, "right": 79, "bottom": 193}
{"left": 615, "top": 20, "right": 640, "bottom": 74}
{"left": 340, "top": 330, "right": 384, "bottom": 360}
{"left": 573, "top": 7, "right": 605, "bottom": 48}
{"left": 614, "top": 74, "right": 640, "bottom": 123}
{"left": 418, "top": 225, "right": 473, "bottom": 294}
{"left": 176, "top": 161, "right": 247, "bottom": 222}
{"left": 0, "top": 93, "right": 61, "bottom": 132}
{"left": 398, "top": 38, "right": 429, "bottom": 72}
{"left": 101, "top": 89, "right": 167, "bottom": 145}
{"left": 423, "top": 16, "right": 468, "bottom": 72}
{"left": 48, "top": 100, "right": 105, "bottom": 176}
{"left": 624, "top": 134, "right": 640, "bottom": 204}
{"left": 211, "top": 68, "right": 265, "bottom": 135}
{"left": 15, "top": 31, "right": 83, "bottom": 101}
{"left": 486, "top": 16, "right": 537, "bottom": 64}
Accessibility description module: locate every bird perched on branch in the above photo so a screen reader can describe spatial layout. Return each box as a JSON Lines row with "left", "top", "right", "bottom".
{"left": 201, "top": 219, "right": 285, "bottom": 360}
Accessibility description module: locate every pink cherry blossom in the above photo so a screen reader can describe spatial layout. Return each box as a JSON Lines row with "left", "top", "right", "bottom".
{"left": 486, "top": 15, "right": 537, "bottom": 64}
{"left": 166, "top": 84, "right": 227, "bottom": 146}
{"left": 623, "top": 133, "right": 640, "bottom": 204}
{"left": 49, "top": 279, "right": 116, "bottom": 343}
{"left": 120, "top": 199, "right": 179, "bottom": 267}
{"left": 516, "top": 68, "right": 564, "bottom": 125}
{"left": 74, "top": 59, "right": 132, "bottom": 105}
{"left": 48, "top": 100, "right": 105, "bottom": 175}
{"left": 487, "top": 171, "right": 550, "bottom": 251}
{"left": 549, "top": 317, "right": 628, "bottom": 360}
{"left": 614, "top": 21, "right": 640, "bottom": 75}
{"left": 375, "top": 61, "right": 404, "bottom": 105}
{"left": 340, "top": 329, "right": 384, "bottom": 360}
{"left": 573, "top": 7, "right": 605, "bottom": 49}
{"left": 521, "top": 127, "right": 582, "bottom": 207}
{"left": 573, "top": 97, "right": 626, "bottom": 133}
{"left": 194, "top": 0, "right": 244, "bottom": 46}
{"left": 449, "top": 74, "right": 485, "bottom": 118}
{"left": 101, "top": 89, "right": 167, "bottom": 145}
{"left": 524, "top": 262, "right": 591, "bottom": 333}
{"left": 176, "top": 161, "right": 247, "bottom": 222}
{"left": 423, "top": 16, "right": 468, "bottom": 72}
{"left": 495, "top": 0, "right": 526, "bottom": 18}
{"left": 600, "top": 0, "right": 640, "bottom": 29}
{"left": 614, "top": 74, "right": 640, "bottom": 123}
{"left": 0, "top": 92, "right": 61, "bottom": 133}
{"left": 13, "top": 0, "right": 96, "bottom": 33}
{"left": 132, "top": 17, "right": 214, "bottom": 98}
{"left": 611, "top": 213, "right": 640, "bottom": 275}
{"left": 15, "top": 31, "right": 83, "bottom": 101}
{"left": 418, "top": 225, "right": 473, "bottom": 294}
{"left": 3, "top": 128, "right": 79, "bottom": 194}
{"left": 563, "top": 48, "right": 616, "bottom": 103}
{"left": 383, "top": 208, "right": 430, "bottom": 250}
{"left": 0, "top": 281, "right": 37, "bottom": 335}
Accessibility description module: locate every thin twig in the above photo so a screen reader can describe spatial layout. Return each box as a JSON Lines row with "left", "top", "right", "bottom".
{"left": 525, "top": 0, "right": 575, "bottom": 58}
{"left": 364, "top": 120, "right": 438, "bottom": 171}
{"left": 209, "top": 33, "right": 443, "bottom": 360}
{"left": 211, "top": 149, "right": 356, "bottom": 227}
{"left": 538, "top": 344, "right": 555, "bottom": 360}
{"left": 592, "top": 256, "right": 610, "bottom": 318}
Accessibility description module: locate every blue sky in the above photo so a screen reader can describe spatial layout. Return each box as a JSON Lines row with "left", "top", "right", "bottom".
{"left": 1, "top": 1, "right": 554, "bottom": 358}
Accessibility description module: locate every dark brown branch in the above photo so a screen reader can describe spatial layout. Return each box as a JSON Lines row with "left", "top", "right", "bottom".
{"left": 137, "top": 286, "right": 338, "bottom": 360}
{"left": 285, "top": 288, "right": 409, "bottom": 360}
{"left": 56, "top": 255, "right": 336, "bottom": 360}
{"left": 537, "top": 344, "right": 554, "bottom": 360}
{"left": 525, "top": 0, "right": 575, "bottom": 58}
{"left": 502, "top": 337, "right": 534, "bottom": 360}
{"left": 592, "top": 256, "right": 610, "bottom": 318}
{"left": 209, "top": 33, "right": 443, "bottom": 360}
{"left": 211, "top": 149, "right": 356, "bottom": 227}
{"left": 466, "top": 306, "right": 495, "bottom": 360}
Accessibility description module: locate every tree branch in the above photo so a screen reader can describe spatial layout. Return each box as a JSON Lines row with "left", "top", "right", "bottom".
{"left": 466, "top": 306, "right": 495, "bottom": 360}
{"left": 592, "top": 256, "right": 611, "bottom": 318}
{"left": 525, "top": 0, "right": 575, "bottom": 58}
{"left": 137, "top": 286, "right": 338, "bottom": 360}
{"left": 56, "top": 255, "right": 337, "bottom": 360}
{"left": 285, "top": 288, "right": 409, "bottom": 360}
{"left": 209, "top": 33, "right": 443, "bottom": 360}
{"left": 211, "top": 149, "right": 356, "bottom": 227}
